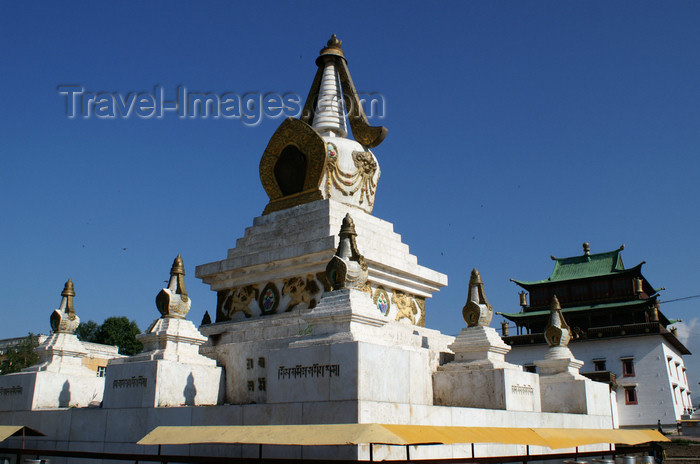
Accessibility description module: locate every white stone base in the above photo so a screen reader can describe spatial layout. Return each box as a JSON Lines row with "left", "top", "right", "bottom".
{"left": 433, "top": 325, "right": 541, "bottom": 411}
{"left": 200, "top": 288, "right": 454, "bottom": 406}
{"left": 0, "top": 401, "right": 614, "bottom": 462}
{"left": 127, "top": 318, "right": 214, "bottom": 366}
{"left": 102, "top": 359, "right": 223, "bottom": 408}
{"left": 433, "top": 364, "right": 541, "bottom": 411}
{"left": 0, "top": 332, "right": 105, "bottom": 411}
{"left": 0, "top": 369, "right": 104, "bottom": 411}
{"left": 538, "top": 373, "right": 612, "bottom": 415}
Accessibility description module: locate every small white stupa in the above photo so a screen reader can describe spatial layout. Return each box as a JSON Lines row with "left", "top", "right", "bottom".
{"left": 0, "top": 279, "right": 105, "bottom": 410}
{"left": 534, "top": 296, "right": 612, "bottom": 414}
{"left": 433, "top": 269, "right": 541, "bottom": 411}
{"left": 102, "top": 255, "right": 223, "bottom": 408}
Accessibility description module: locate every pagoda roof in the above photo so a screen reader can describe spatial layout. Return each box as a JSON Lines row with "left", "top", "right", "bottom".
{"left": 499, "top": 299, "right": 650, "bottom": 320}
{"left": 511, "top": 245, "right": 646, "bottom": 287}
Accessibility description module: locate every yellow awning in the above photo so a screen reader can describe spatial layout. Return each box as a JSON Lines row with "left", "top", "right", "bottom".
{"left": 0, "top": 425, "right": 45, "bottom": 442}
{"left": 534, "top": 428, "right": 668, "bottom": 449}
{"left": 137, "top": 424, "right": 668, "bottom": 449}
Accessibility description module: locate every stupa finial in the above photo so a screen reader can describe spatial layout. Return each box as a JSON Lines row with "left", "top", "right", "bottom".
{"left": 462, "top": 268, "right": 493, "bottom": 327}
{"left": 312, "top": 37, "right": 348, "bottom": 138}
{"left": 321, "top": 34, "right": 343, "bottom": 54}
{"left": 50, "top": 278, "right": 80, "bottom": 334}
{"left": 156, "top": 254, "right": 191, "bottom": 319}
{"left": 300, "top": 35, "right": 387, "bottom": 147}
{"left": 544, "top": 295, "right": 571, "bottom": 347}
{"left": 326, "top": 213, "right": 368, "bottom": 290}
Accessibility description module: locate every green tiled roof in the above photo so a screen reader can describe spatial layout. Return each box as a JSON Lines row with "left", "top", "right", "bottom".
{"left": 498, "top": 299, "right": 647, "bottom": 319}
{"left": 512, "top": 249, "right": 626, "bottom": 286}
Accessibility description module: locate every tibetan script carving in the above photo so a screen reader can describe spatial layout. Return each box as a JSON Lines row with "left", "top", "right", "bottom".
{"left": 278, "top": 364, "right": 340, "bottom": 380}
{"left": 511, "top": 384, "right": 534, "bottom": 395}
{"left": 112, "top": 376, "right": 148, "bottom": 388}
{"left": 0, "top": 386, "right": 22, "bottom": 396}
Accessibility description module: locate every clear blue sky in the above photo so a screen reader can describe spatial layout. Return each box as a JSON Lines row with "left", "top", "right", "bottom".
{"left": 2, "top": 2, "right": 699, "bottom": 383}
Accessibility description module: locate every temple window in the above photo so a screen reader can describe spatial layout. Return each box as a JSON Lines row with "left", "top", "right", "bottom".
{"left": 593, "top": 359, "right": 607, "bottom": 371}
{"left": 621, "top": 357, "right": 635, "bottom": 377}
{"left": 624, "top": 387, "right": 638, "bottom": 405}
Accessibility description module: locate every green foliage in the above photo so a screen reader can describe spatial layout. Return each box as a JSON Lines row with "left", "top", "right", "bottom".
{"left": 75, "top": 320, "right": 100, "bottom": 343}
{"left": 1, "top": 333, "right": 39, "bottom": 375}
{"left": 96, "top": 317, "right": 143, "bottom": 356}
{"left": 76, "top": 317, "right": 143, "bottom": 356}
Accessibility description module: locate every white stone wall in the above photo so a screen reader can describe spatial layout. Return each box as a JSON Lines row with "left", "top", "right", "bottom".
{"left": 0, "top": 401, "right": 612, "bottom": 463}
{"left": 506, "top": 334, "right": 690, "bottom": 426}
{"left": 196, "top": 199, "right": 447, "bottom": 325}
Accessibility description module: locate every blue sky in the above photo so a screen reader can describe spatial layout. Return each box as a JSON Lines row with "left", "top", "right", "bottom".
{"left": 2, "top": 2, "right": 699, "bottom": 383}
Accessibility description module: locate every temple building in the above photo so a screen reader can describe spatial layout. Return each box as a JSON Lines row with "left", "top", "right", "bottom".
{"left": 0, "top": 37, "right": 668, "bottom": 463}
{"left": 500, "top": 243, "right": 693, "bottom": 427}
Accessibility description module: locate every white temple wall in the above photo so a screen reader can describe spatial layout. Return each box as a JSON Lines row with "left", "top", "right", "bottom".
{"left": 0, "top": 401, "right": 613, "bottom": 463}
{"left": 506, "top": 334, "right": 689, "bottom": 426}
{"left": 0, "top": 370, "right": 104, "bottom": 411}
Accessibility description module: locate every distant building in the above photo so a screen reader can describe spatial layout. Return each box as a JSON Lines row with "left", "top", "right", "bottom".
{"left": 0, "top": 334, "right": 122, "bottom": 377}
{"left": 500, "top": 243, "right": 692, "bottom": 427}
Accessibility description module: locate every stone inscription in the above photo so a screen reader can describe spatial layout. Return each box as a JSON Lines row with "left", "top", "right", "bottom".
{"left": 511, "top": 384, "right": 534, "bottom": 395}
{"left": 112, "top": 376, "right": 148, "bottom": 388}
{"left": 278, "top": 364, "right": 340, "bottom": 380}
{"left": 0, "top": 386, "right": 22, "bottom": 396}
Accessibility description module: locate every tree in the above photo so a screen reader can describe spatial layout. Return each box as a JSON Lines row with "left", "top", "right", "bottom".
{"left": 1, "top": 333, "right": 39, "bottom": 375}
{"left": 97, "top": 317, "right": 143, "bottom": 356}
{"left": 75, "top": 320, "right": 100, "bottom": 343}
{"left": 76, "top": 317, "right": 143, "bottom": 356}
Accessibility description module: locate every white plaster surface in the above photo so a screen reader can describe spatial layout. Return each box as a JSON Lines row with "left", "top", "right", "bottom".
{"left": 433, "top": 325, "right": 541, "bottom": 411}
{"left": 196, "top": 199, "right": 447, "bottom": 312}
{"left": 506, "top": 333, "right": 691, "bottom": 426}
{"left": 102, "top": 359, "right": 222, "bottom": 408}
{"left": 0, "top": 332, "right": 105, "bottom": 411}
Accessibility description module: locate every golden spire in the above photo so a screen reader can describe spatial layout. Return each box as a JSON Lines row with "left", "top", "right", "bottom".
{"left": 318, "top": 34, "right": 345, "bottom": 61}
{"left": 299, "top": 35, "right": 387, "bottom": 148}
{"left": 170, "top": 254, "right": 188, "bottom": 301}
{"left": 61, "top": 278, "right": 75, "bottom": 314}
{"left": 156, "top": 254, "right": 191, "bottom": 318}
{"left": 171, "top": 254, "right": 186, "bottom": 276}
{"left": 51, "top": 278, "right": 80, "bottom": 333}
{"left": 462, "top": 268, "right": 493, "bottom": 327}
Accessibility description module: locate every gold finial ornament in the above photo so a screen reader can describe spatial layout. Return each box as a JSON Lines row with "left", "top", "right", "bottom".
{"left": 462, "top": 268, "right": 493, "bottom": 327}
{"left": 583, "top": 242, "right": 591, "bottom": 255}
{"left": 319, "top": 34, "right": 344, "bottom": 58}
{"left": 544, "top": 295, "right": 571, "bottom": 347}
{"left": 171, "top": 254, "right": 186, "bottom": 276}
{"left": 61, "top": 278, "right": 76, "bottom": 314}
{"left": 156, "top": 254, "right": 191, "bottom": 319}
{"left": 301, "top": 35, "right": 388, "bottom": 148}
{"left": 50, "top": 278, "right": 80, "bottom": 334}
{"left": 326, "top": 214, "right": 368, "bottom": 290}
